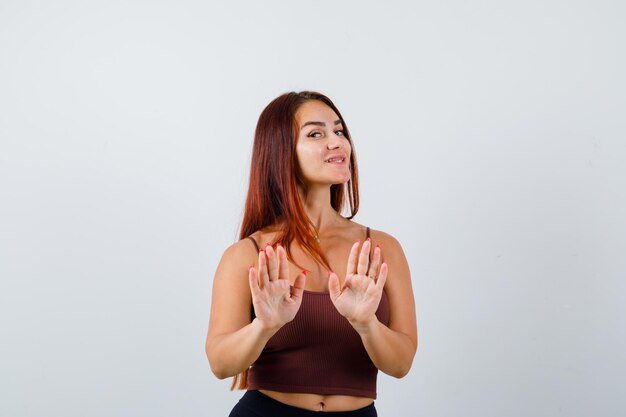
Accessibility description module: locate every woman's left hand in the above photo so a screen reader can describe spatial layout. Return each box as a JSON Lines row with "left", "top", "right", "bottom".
{"left": 328, "top": 239, "right": 388, "bottom": 332}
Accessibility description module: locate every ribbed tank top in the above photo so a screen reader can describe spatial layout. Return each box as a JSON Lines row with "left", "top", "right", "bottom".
{"left": 245, "top": 228, "right": 390, "bottom": 399}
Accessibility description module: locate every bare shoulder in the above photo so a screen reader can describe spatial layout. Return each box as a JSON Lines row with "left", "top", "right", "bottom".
{"left": 213, "top": 237, "right": 259, "bottom": 292}
{"left": 368, "top": 228, "right": 406, "bottom": 258}
{"left": 370, "top": 228, "right": 411, "bottom": 280}
{"left": 217, "top": 237, "right": 259, "bottom": 272}
{"left": 211, "top": 230, "right": 269, "bottom": 296}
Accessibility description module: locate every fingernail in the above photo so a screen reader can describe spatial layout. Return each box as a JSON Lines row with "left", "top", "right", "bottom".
{"left": 375, "top": 244, "right": 380, "bottom": 248}
{"left": 366, "top": 237, "right": 371, "bottom": 242}
{"left": 301, "top": 270, "right": 307, "bottom": 275}
{"left": 357, "top": 239, "right": 361, "bottom": 244}
{"left": 265, "top": 242, "right": 271, "bottom": 247}
{"left": 259, "top": 248, "right": 264, "bottom": 252}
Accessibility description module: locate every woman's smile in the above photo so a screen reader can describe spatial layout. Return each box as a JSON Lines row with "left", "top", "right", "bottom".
{"left": 324, "top": 154, "right": 348, "bottom": 165}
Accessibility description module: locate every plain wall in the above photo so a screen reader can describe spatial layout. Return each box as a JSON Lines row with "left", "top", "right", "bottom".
{"left": 1, "top": 0, "right": 625, "bottom": 416}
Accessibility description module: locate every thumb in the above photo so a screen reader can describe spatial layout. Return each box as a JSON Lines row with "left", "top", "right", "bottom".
{"left": 290, "top": 270, "right": 307, "bottom": 303}
{"left": 328, "top": 271, "right": 341, "bottom": 301}
{"left": 248, "top": 266, "right": 261, "bottom": 298}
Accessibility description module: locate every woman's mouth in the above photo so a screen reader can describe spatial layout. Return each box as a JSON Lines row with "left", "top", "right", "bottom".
{"left": 324, "top": 155, "right": 347, "bottom": 165}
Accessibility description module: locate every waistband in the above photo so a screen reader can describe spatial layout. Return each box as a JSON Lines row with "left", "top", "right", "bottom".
{"left": 237, "top": 390, "right": 377, "bottom": 416}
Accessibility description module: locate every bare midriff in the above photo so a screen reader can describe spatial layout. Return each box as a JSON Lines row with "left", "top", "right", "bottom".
{"left": 258, "top": 389, "right": 374, "bottom": 412}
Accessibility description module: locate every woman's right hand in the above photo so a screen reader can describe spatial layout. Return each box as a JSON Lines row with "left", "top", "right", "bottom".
{"left": 248, "top": 244, "right": 307, "bottom": 332}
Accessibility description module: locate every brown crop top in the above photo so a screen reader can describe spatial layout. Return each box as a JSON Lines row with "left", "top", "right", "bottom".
{"left": 244, "top": 227, "right": 390, "bottom": 399}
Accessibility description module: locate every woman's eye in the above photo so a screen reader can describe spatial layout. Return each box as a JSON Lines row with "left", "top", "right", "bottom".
{"left": 307, "top": 129, "right": 345, "bottom": 138}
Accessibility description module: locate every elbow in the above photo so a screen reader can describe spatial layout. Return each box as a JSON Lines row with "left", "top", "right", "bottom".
{"left": 390, "top": 363, "right": 412, "bottom": 379}
{"left": 205, "top": 343, "right": 228, "bottom": 380}
{"left": 207, "top": 356, "right": 229, "bottom": 380}
{"left": 391, "top": 348, "right": 417, "bottom": 379}
{"left": 399, "top": 363, "right": 413, "bottom": 378}
{"left": 211, "top": 365, "right": 229, "bottom": 380}
{"left": 395, "top": 339, "right": 418, "bottom": 378}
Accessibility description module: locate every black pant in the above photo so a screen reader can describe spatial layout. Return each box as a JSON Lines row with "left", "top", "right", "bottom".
{"left": 228, "top": 390, "right": 378, "bottom": 416}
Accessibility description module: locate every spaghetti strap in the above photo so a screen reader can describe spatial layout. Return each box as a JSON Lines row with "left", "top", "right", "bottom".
{"left": 365, "top": 226, "right": 372, "bottom": 267}
{"left": 246, "top": 236, "right": 260, "bottom": 252}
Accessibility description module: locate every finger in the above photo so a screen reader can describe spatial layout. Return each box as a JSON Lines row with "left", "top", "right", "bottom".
{"left": 265, "top": 244, "right": 279, "bottom": 281}
{"left": 376, "top": 262, "right": 388, "bottom": 291}
{"left": 357, "top": 238, "right": 371, "bottom": 276}
{"left": 248, "top": 266, "right": 261, "bottom": 297}
{"left": 368, "top": 243, "right": 381, "bottom": 278}
{"left": 277, "top": 244, "right": 289, "bottom": 280}
{"left": 345, "top": 240, "right": 361, "bottom": 277}
{"left": 258, "top": 249, "right": 269, "bottom": 289}
{"left": 290, "top": 270, "right": 307, "bottom": 303}
{"left": 328, "top": 271, "right": 341, "bottom": 302}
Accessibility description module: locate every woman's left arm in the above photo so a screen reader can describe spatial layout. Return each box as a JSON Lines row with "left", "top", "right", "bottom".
{"left": 329, "top": 232, "right": 418, "bottom": 378}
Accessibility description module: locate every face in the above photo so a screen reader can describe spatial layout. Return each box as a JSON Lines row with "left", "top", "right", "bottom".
{"left": 294, "top": 100, "right": 352, "bottom": 187}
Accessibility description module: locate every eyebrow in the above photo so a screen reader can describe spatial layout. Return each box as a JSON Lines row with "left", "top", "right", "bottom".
{"left": 300, "top": 119, "right": 343, "bottom": 130}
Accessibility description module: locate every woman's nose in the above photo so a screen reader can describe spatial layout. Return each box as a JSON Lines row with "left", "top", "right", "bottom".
{"left": 327, "top": 132, "right": 342, "bottom": 149}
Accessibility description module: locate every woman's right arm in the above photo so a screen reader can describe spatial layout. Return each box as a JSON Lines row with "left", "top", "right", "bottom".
{"left": 205, "top": 240, "right": 305, "bottom": 379}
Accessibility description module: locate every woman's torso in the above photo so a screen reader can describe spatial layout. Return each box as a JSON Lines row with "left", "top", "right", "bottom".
{"left": 248, "top": 219, "right": 378, "bottom": 411}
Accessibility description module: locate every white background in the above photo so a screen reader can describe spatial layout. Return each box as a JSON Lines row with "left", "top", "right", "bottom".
{"left": 1, "top": 1, "right": 625, "bottom": 416}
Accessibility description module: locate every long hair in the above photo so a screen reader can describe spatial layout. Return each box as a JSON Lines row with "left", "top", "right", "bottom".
{"left": 230, "top": 91, "right": 360, "bottom": 390}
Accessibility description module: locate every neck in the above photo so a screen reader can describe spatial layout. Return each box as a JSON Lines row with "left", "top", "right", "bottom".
{"left": 297, "top": 184, "right": 341, "bottom": 236}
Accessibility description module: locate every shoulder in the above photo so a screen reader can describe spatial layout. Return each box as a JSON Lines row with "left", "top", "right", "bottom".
{"left": 211, "top": 237, "right": 259, "bottom": 308}
{"left": 367, "top": 228, "right": 410, "bottom": 284}
{"left": 337, "top": 221, "right": 404, "bottom": 250}
{"left": 219, "top": 226, "right": 283, "bottom": 265}
{"left": 368, "top": 228, "right": 405, "bottom": 255}
{"left": 219, "top": 236, "right": 259, "bottom": 270}
{"left": 227, "top": 236, "right": 258, "bottom": 256}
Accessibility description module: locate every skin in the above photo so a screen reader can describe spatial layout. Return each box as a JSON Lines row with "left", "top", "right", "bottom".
{"left": 205, "top": 100, "right": 418, "bottom": 412}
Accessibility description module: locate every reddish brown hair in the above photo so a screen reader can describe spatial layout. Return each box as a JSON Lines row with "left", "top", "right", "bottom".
{"left": 230, "top": 91, "right": 360, "bottom": 390}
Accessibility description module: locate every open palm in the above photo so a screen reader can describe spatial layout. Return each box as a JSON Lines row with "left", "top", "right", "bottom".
{"left": 329, "top": 239, "right": 388, "bottom": 327}
{"left": 249, "top": 244, "right": 306, "bottom": 331}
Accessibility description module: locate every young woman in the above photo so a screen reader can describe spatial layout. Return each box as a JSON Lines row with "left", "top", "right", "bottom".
{"left": 205, "top": 91, "right": 417, "bottom": 416}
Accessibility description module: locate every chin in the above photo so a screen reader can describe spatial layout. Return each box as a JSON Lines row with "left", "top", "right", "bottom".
{"left": 331, "top": 176, "right": 351, "bottom": 185}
